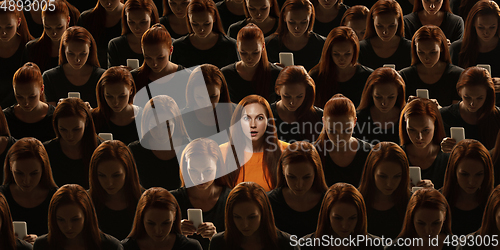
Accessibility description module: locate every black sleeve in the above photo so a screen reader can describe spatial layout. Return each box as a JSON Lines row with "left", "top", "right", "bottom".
{"left": 451, "top": 14, "right": 464, "bottom": 42}
{"left": 108, "top": 38, "right": 119, "bottom": 68}
{"left": 208, "top": 232, "right": 226, "bottom": 250}
{"left": 449, "top": 40, "right": 462, "bottom": 66}
{"left": 42, "top": 69, "right": 57, "bottom": 103}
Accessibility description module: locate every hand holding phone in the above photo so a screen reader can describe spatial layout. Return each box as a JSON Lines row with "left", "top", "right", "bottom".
{"left": 409, "top": 167, "right": 422, "bottom": 186}
{"left": 13, "top": 221, "right": 27, "bottom": 240}
{"left": 188, "top": 209, "right": 203, "bottom": 229}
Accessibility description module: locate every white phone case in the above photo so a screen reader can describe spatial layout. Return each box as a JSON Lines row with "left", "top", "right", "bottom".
{"left": 450, "top": 127, "right": 465, "bottom": 143}
{"left": 383, "top": 64, "right": 396, "bottom": 69}
{"left": 416, "top": 89, "right": 429, "bottom": 99}
{"left": 477, "top": 64, "right": 492, "bottom": 74}
{"left": 409, "top": 166, "right": 422, "bottom": 186}
{"left": 188, "top": 209, "right": 203, "bottom": 229}
{"left": 127, "top": 59, "right": 140, "bottom": 69}
{"left": 68, "top": 92, "right": 80, "bottom": 99}
{"left": 98, "top": 133, "right": 113, "bottom": 141}
{"left": 279, "top": 53, "right": 294, "bottom": 67}
{"left": 13, "top": 221, "right": 27, "bottom": 240}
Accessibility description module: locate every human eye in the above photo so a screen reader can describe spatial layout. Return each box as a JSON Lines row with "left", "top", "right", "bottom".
{"left": 377, "top": 174, "right": 388, "bottom": 179}
{"left": 257, "top": 116, "right": 265, "bottom": 120}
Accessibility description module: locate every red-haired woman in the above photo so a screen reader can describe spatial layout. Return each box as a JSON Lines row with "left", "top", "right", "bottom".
{"left": 385, "top": 188, "right": 454, "bottom": 249}
{"left": 89, "top": 140, "right": 143, "bottom": 240}
{"left": 314, "top": 94, "right": 373, "bottom": 187}
{"left": 21, "top": 0, "right": 75, "bottom": 73}
{"left": 400, "top": 25, "right": 463, "bottom": 107}
{"left": 43, "top": 98, "right": 99, "bottom": 189}
{"left": 222, "top": 23, "right": 282, "bottom": 104}
{"left": 23, "top": 0, "right": 79, "bottom": 38}
{"left": 267, "top": 141, "right": 328, "bottom": 238}
{"left": 121, "top": 187, "right": 202, "bottom": 249}
{"left": 42, "top": 26, "right": 106, "bottom": 108}
{"left": 441, "top": 139, "right": 494, "bottom": 236}
{"left": 358, "top": 0, "right": 412, "bottom": 71}
{"left": 309, "top": 26, "right": 374, "bottom": 108}
{"left": 0, "top": 192, "right": 32, "bottom": 250}
{"left": 77, "top": 0, "right": 125, "bottom": 68}
{"left": 0, "top": 105, "right": 14, "bottom": 182}
{"left": 3, "top": 63, "right": 56, "bottom": 142}
{"left": 399, "top": 98, "right": 449, "bottom": 189}
{"left": 33, "top": 184, "right": 122, "bottom": 249}
{"left": 170, "top": 0, "right": 239, "bottom": 68}
{"left": 108, "top": 0, "right": 160, "bottom": 68}
{"left": 354, "top": 67, "right": 405, "bottom": 145}
{"left": 159, "top": 0, "right": 191, "bottom": 39}
{"left": 209, "top": 182, "right": 298, "bottom": 249}
{"left": 265, "top": 0, "right": 325, "bottom": 71}
{"left": 403, "top": 0, "right": 464, "bottom": 43}
{"left": 312, "top": 0, "right": 349, "bottom": 37}
{"left": 0, "top": 3, "right": 33, "bottom": 108}
{"left": 227, "top": 0, "right": 280, "bottom": 38}
{"left": 271, "top": 65, "right": 323, "bottom": 143}
{"left": 0, "top": 138, "right": 58, "bottom": 243}
{"left": 440, "top": 67, "right": 500, "bottom": 152}
{"left": 92, "top": 66, "right": 140, "bottom": 145}
{"left": 171, "top": 138, "right": 232, "bottom": 249}
{"left": 219, "top": 95, "right": 289, "bottom": 191}
{"left": 340, "top": 5, "right": 370, "bottom": 40}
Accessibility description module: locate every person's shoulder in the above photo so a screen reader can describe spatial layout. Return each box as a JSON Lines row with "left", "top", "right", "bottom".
{"left": 169, "top": 187, "right": 187, "bottom": 199}
{"left": 358, "top": 64, "right": 374, "bottom": 74}
{"left": 109, "top": 35, "right": 127, "bottom": 46}
{"left": 265, "top": 34, "right": 279, "bottom": 44}
{"left": 33, "top": 234, "right": 49, "bottom": 249}
{"left": 447, "top": 63, "right": 464, "bottom": 74}
{"left": 219, "top": 34, "right": 237, "bottom": 44}
{"left": 279, "top": 140, "right": 290, "bottom": 150}
{"left": 78, "top": 9, "right": 93, "bottom": 23}
{"left": 42, "top": 65, "right": 62, "bottom": 76}
{"left": 94, "top": 67, "right": 106, "bottom": 75}
{"left": 43, "top": 138, "right": 59, "bottom": 147}
{"left": 359, "top": 38, "right": 370, "bottom": 48}
{"left": 358, "top": 139, "right": 374, "bottom": 150}
{"left": 440, "top": 103, "right": 459, "bottom": 115}
{"left": 120, "top": 237, "right": 139, "bottom": 250}
{"left": 266, "top": 186, "right": 281, "bottom": 200}
{"left": 400, "top": 37, "right": 412, "bottom": 46}
{"left": 0, "top": 183, "right": 9, "bottom": 194}
{"left": 2, "top": 104, "right": 15, "bottom": 115}
{"left": 221, "top": 62, "right": 237, "bottom": 72}
{"left": 309, "top": 32, "right": 326, "bottom": 42}
{"left": 25, "top": 38, "right": 39, "bottom": 48}
{"left": 209, "top": 231, "right": 226, "bottom": 249}
{"left": 16, "top": 238, "right": 33, "bottom": 250}
{"left": 229, "top": 19, "right": 246, "bottom": 28}
{"left": 403, "top": 12, "right": 418, "bottom": 22}
{"left": 215, "top": 0, "right": 225, "bottom": 7}
{"left": 270, "top": 62, "right": 283, "bottom": 71}
{"left": 128, "top": 140, "right": 142, "bottom": 149}
{"left": 450, "top": 39, "right": 463, "bottom": 50}
{"left": 399, "top": 65, "right": 417, "bottom": 76}
{"left": 446, "top": 11, "right": 464, "bottom": 23}
{"left": 174, "top": 233, "right": 203, "bottom": 249}
{"left": 277, "top": 230, "right": 300, "bottom": 249}
{"left": 101, "top": 233, "right": 123, "bottom": 249}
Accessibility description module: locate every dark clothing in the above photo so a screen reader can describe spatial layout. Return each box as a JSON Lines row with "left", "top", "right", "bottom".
{"left": 93, "top": 111, "right": 140, "bottom": 146}
{"left": 23, "top": 11, "right": 44, "bottom": 38}
{"left": 367, "top": 205, "right": 404, "bottom": 239}
{"left": 358, "top": 37, "right": 412, "bottom": 71}
{"left": 107, "top": 35, "right": 144, "bottom": 68}
{"left": 181, "top": 104, "right": 234, "bottom": 145}
{"left": 267, "top": 187, "right": 323, "bottom": 238}
{"left": 0, "top": 184, "right": 57, "bottom": 236}
{"left": 16, "top": 238, "right": 33, "bottom": 250}
{"left": 397, "top": 0, "right": 415, "bottom": 15}
{"left": 216, "top": 1, "right": 247, "bottom": 33}
{"left": 34, "top": 233, "right": 123, "bottom": 250}
{"left": 3, "top": 104, "right": 56, "bottom": 142}
{"left": 403, "top": 11, "right": 464, "bottom": 43}
{"left": 0, "top": 42, "right": 25, "bottom": 108}
{"left": 265, "top": 33, "right": 326, "bottom": 71}
{"left": 354, "top": 108, "right": 401, "bottom": 146}
{"left": 171, "top": 34, "right": 239, "bottom": 69}
{"left": 312, "top": 4, "right": 349, "bottom": 38}
{"left": 160, "top": 15, "right": 189, "bottom": 40}
{"left": 270, "top": 102, "right": 323, "bottom": 143}
{"left": 171, "top": 187, "right": 231, "bottom": 250}
{"left": 451, "top": 205, "right": 484, "bottom": 236}
{"left": 121, "top": 234, "right": 202, "bottom": 250}
{"left": 399, "top": 63, "right": 463, "bottom": 107}
{"left": 343, "top": 0, "right": 377, "bottom": 9}
{"left": 209, "top": 230, "right": 300, "bottom": 250}
{"left": 42, "top": 65, "right": 106, "bottom": 108}
{"left": 21, "top": 38, "right": 59, "bottom": 73}
{"left": 221, "top": 62, "right": 282, "bottom": 104}
{"left": 0, "top": 136, "right": 16, "bottom": 183}
{"left": 96, "top": 205, "right": 136, "bottom": 241}
{"left": 402, "top": 144, "right": 450, "bottom": 189}
{"left": 228, "top": 19, "right": 278, "bottom": 39}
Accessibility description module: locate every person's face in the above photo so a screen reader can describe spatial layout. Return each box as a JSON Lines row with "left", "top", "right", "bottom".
{"left": 65, "top": 41, "right": 90, "bottom": 70}
{"left": 169, "top": 0, "right": 191, "bottom": 19}
{"left": 148, "top": 119, "right": 175, "bottom": 142}
{"left": 241, "top": 103, "right": 268, "bottom": 142}
{"left": 97, "top": 159, "right": 126, "bottom": 195}
{"left": 279, "top": 82, "right": 306, "bottom": 112}
{"left": 233, "top": 201, "right": 261, "bottom": 237}
{"left": 99, "top": 0, "right": 122, "bottom": 12}
{"left": 323, "top": 115, "right": 356, "bottom": 147}
{"left": 475, "top": 15, "right": 498, "bottom": 43}
{"left": 189, "top": 11, "right": 214, "bottom": 39}
{"left": 422, "top": 0, "right": 443, "bottom": 16}
{"left": 127, "top": 10, "right": 151, "bottom": 39}
{"left": 283, "top": 161, "right": 315, "bottom": 196}
{"left": 372, "top": 82, "right": 398, "bottom": 113}
{"left": 14, "top": 83, "right": 42, "bottom": 112}
{"left": 285, "top": 9, "right": 310, "bottom": 38}
{"left": 416, "top": 39, "right": 441, "bottom": 68}
{"left": 187, "top": 155, "right": 217, "bottom": 188}
{"left": 56, "top": 203, "right": 85, "bottom": 239}
{"left": 43, "top": 14, "right": 69, "bottom": 42}
{"left": 143, "top": 43, "right": 172, "bottom": 73}
{"left": 413, "top": 207, "right": 445, "bottom": 238}
{"left": 331, "top": 40, "right": 354, "bottom": 69}
{"left": 104, "top": 83, "right": 132, "bottom": 113}
{"left": 374, "top": 161, "right": 402, "bottom": 196}
{"left": 143, "top": 208, "right": 175, "bottom": 242}
{"left": 58, "top": 116, "right": 86, "bottom": 146}
{"left": 194, "top": 84, "right": 221, "bottom": 108}
{"left": 346, "top": 19, "right": 366, "bottom": 40}
{"left": 247, "top": 0, "right": 271, "bottom": 23}
{"left": 456, "top": 158, "right": 484, "bottom": 195}
{"left": 318, "top": 0, "right": 338, "bottom": 10}
{"left": 11, "top": 158, "right": 43, "bottom": 193}
{"left": 374, "top": 13, "right": 398, "bottom": 42}
{"left": 0, "top": 13, "right": 20, "bottom": 43}
{"left": 406, "top": 114, "right": 435, "bottom": 148}
{"left": 238, "top": 39, "right": 263, "bottom": 68}
{"left": 330, "top": 202, "right": 358, "bottom": 238}
{"left": 460, "top": 85, "right": 488, "bottom": 113}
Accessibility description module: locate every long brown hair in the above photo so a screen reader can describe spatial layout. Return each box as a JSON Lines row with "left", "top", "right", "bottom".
{"left": 274, "top": 0, "right": 315, "bottom": 39}
{"left": 0, "top": 1, "right": 33, "bottom": 45}
{"left": 0, "top": 193, "right": 16, "bottom": 250}
{"left": 122, "top": 0, "right": 160, "bottom": 35}
{"left": 478, "top": 184, "right": 500, "bottom": 245}
{"left": 185, "top": 64, "right": 231, "bottom": 109}
{"left": 412, "top": 0, "right": 451, "bottom": 13}
{"left": 364, "top": 0, "right": 404, "bottom": 40}
{"left": 242, "top": 0, "right": 280, "bottom": 20}
{"left": 0, "top": 105, "right": 9, "bottom": 136}
{"left": 411, "top": 25, "right": 452, "bottom": 66}
{"left": 399, "top": 98, "right": 446, "bottom": 146}
{"left": 13, "top": 62, "right": 46, "bottom": 103}
{"left": 59, "top": 26, "right": 100, "bottom": 67}
{"left": 186, "top": 0, "right": 226, "bottom": 35}
{"left": 340, "top": 5, "right": 370, "bottom": 26}
{"left": 357, "top": 67, "right": 406, "bottom": 111}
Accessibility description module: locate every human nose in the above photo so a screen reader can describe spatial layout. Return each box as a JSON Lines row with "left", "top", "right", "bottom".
{"left": 249, "top": 119, "right": 256, "bottom": 128}
{"left": 416, "top": 132, "right": 423, "bottom": 140}
{"left": 156, "top": 225, "right": 163, "bottom": 235}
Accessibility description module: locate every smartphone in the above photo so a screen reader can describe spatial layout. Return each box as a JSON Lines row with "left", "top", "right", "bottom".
{"left": 383, "top": 64, "right": 396, "bottom": 69}
{"left": 68, "top": 92, "right": 80, "bottom": 99}
{"left": 416, "top": 89, "right": 429, "bottom": 99}
{"left": 450, "top": 127, "right": 465, "bottom": 143}
{"left": 409, "top": 166, "right": 422, "bottom": 186}
{"left": 477, "top": 64, "right": 491, "bottom": 75}
{"left": 279, "top": 52, "right": 294, "bottom": 67}
{"left": 13, "top": 221, "right": 27, "bottom": 240}
{"left": 98, "top": 133, "right": 113, "bottom": 141}
{"left": 187, "top": 209, "right": 203, "bottom": 229}
{"left": 411, "top": 187, "right": 423, "bottom": 193}
{"left": 127, "top": 59, "right": 140, "bottom": 69}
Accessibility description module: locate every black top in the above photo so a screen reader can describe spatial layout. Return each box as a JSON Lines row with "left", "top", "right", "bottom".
{"left": 160, "top": 15, "right": 188, "bottom": 40}
{"left": 171, "top": 34, "right": 239, "bottom": 69}
{"left": 43, "top": 138, "right": 90, "bottom": 189}
{"left": 450, "top": 204, "right": 484, "bottom": 236}
{"left": 96, "top": 205, "right": 136, "bottom": 241}
{"left": 265, "top": 32, "right": 326, "bottom": 71}
{"left": 33, "top": 233, "right": 123, "bottom": 250}
{"left": 23, "top": 11, "right": 44, "bottom": 38}
{"left": 397, "top": 0, "right": 415, "bottom": 15}
{"left": 93, "top": 110, "right": 140, "bottom": 146}
{"left": 312, "top": 4, "right": 349, "bottom": 38}
{"left": 209, "top": 230, "right": 300, "bottom": 250}
{"left": 227, "top": 19, "right": 279, "bottom": 39}
{"left": 317, "top": 139, "right": 373, "bottom": 187}
{"left": 358, "top": 37, "right": 412, "bottom": 71}
{"left": 402, "top": 145, "right": 450, "bottom": 189}
{"left": 181, "top": 104, "right": 234, "bottom": 146}
{"left": 270, "top": 102, "right": 323, "bottom": 143}
{"left": 121, "top": 234, "right": 203, "bottom": 250}
{"left": 42, "top": 65, "right": 106, "bottom": 108}
{"left": 267, "top": 187, "right": 323, "bottom": 238}
{"left": 16, "top": 238, "right": 33, "bottom": 250}
{"left": 403, "top": 12, "right": 464, "bottom": 43}
{"left": 170, "top": 187, "right": 231, "bottom": 250}
{"left": 367, "top": 205, "right": 404, "bottom": 239}
{"left": 0, "top": 184, "right": 57, "bottom": 236}
{"left": 216, "top": 0, "right": 247, "bottom": 33}
{"left": 353, "top": 108, "right": 401, "bottom": 146}
{"left": 3, "top": 104, "right": 56, "bottom": 142}
{"left": 221, "top": 62, "right": 282, "bottom": 104}
{"left": 343, "top": 0, "right": 377, "bottom": 9}
{"left": 450, "top": 39, "right": 500, "bottom": 77}
{"left": 0, "top": 136, "right": 16, "bottom": 183}
{"left": 108, "top": 35, "right": 144, "bottom": 68}
{"left": 399, "top": 63, "right": 463, "bottom": 107}
{"left": 0, "top": 42, "right": 25, "bottom": 108}
{"left": 21, "top": 38, "right": 60, "bottom": 73}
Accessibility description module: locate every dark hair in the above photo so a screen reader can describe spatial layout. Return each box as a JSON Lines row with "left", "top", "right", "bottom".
{"left": 0, "top": 1, "right": 34, "bottom": 45}
{"left": 399, "top": 98, "right": 446, "bottom": 146}
{"left": 0, "top": 105, "right": 9, "bottom": 136}
{"left": 275, "top": 0, "right": 315, "bottom": 39}
{"left": 478, "top": 184, "right": 500, "bottom": 244}
{"left": 357, "top": 67, "right": 406, "bottom": 111}
{"left": 122, "top": 0, "right": 160, "bottom": 35}
{"left": 242, "top": 0, "right": 280, "bottom": 20}
{"left": 364, "top": 0, "right": 404, "bottom": 40}
{"left": 13, "top": 62, "right": 46, "bottom": 103}
{"left": 340, "top": 5, "right": 370, "bottom": 26}
{"left": 186, "top": 0, "right": 226, "bottom": 35}
{"left": 0, "top": 193, "right": 17, "bottom": 250}
{"left": 59, "top": 26, "right": 100, "bottom": 67}
{"left": 185, "top": 64, "right": 231, "bottom": 109}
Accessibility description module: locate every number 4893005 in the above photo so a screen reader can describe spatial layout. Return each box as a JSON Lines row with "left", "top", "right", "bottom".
{"left": 0, "top": 0, "right": 55, "bottom": 12}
